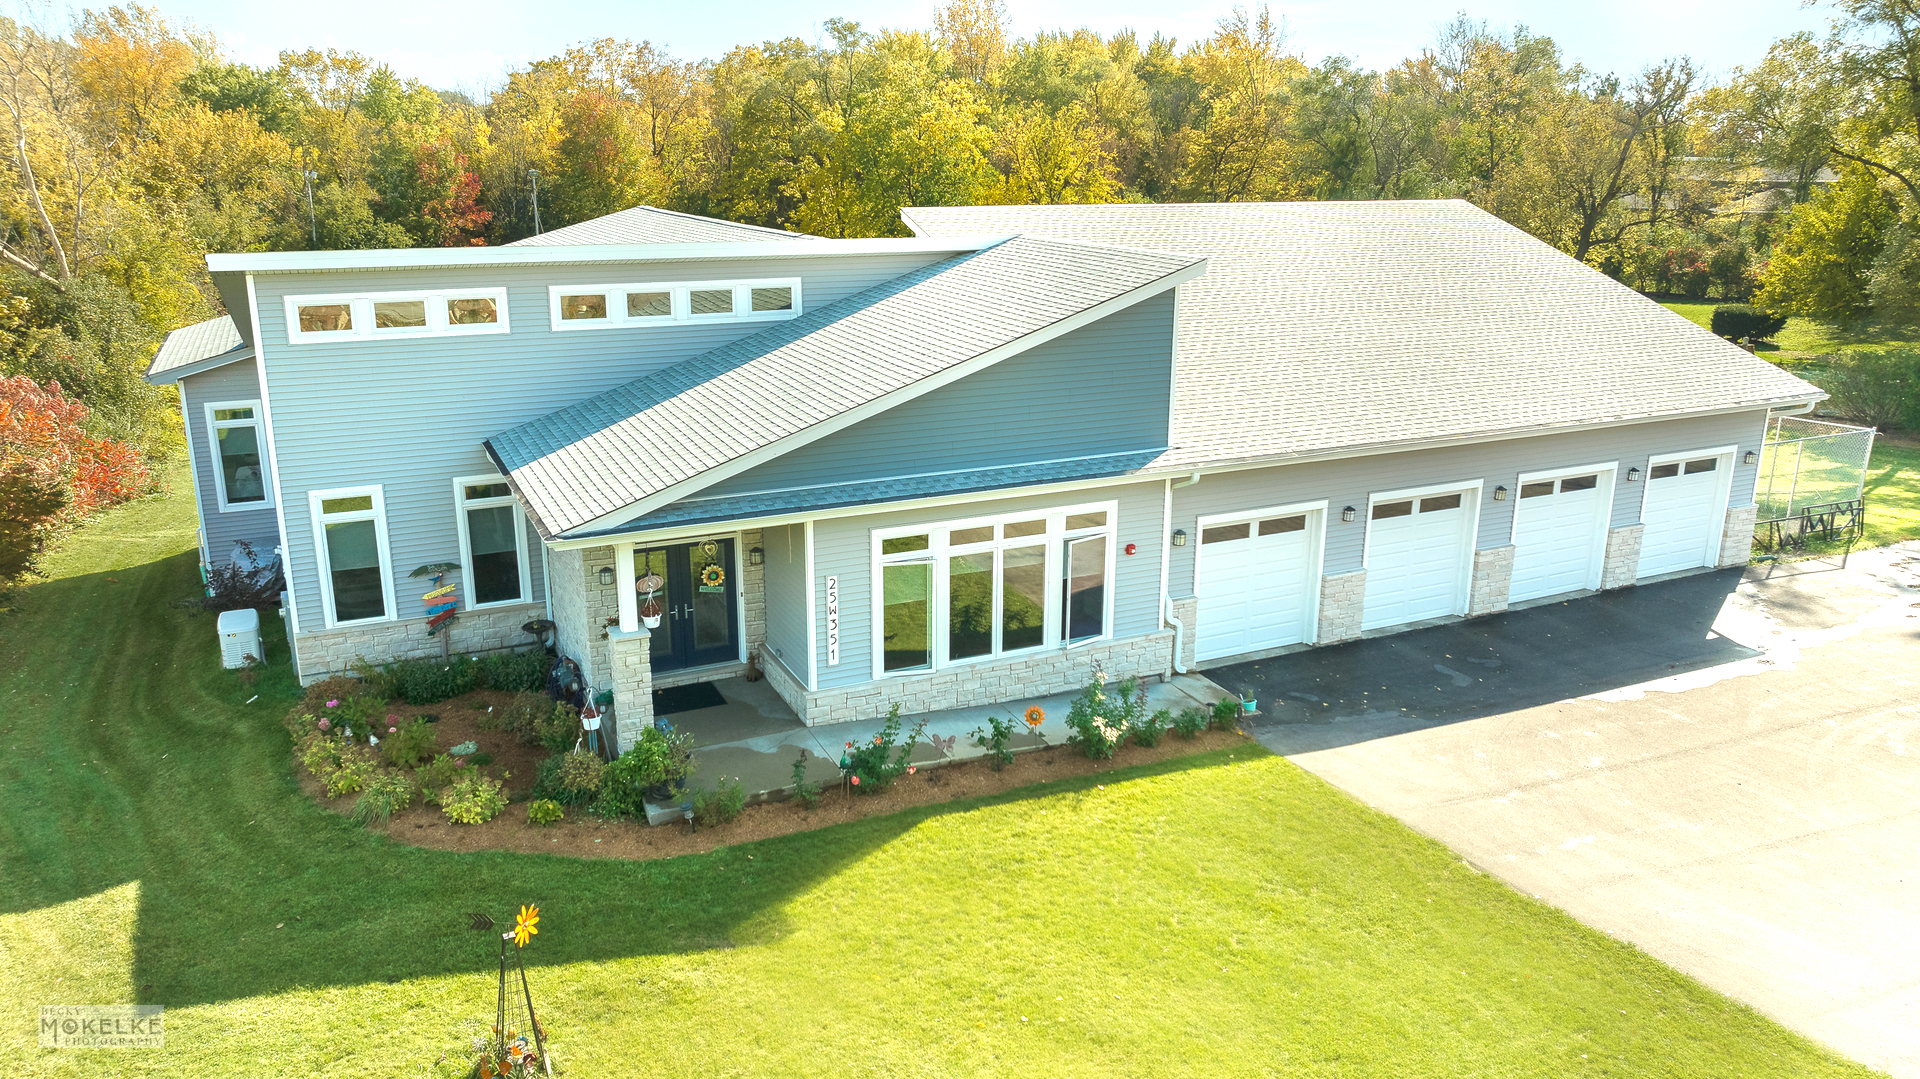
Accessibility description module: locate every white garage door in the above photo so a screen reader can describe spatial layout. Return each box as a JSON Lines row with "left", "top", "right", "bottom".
{"left": 1638, "top": 455, "right": 1726, "bottom": 577}
{"left": 1194, "top": 511, "right": 1318, "bottom": 660}
{"left": 1363, "top": 490, "right": 1474, "bottom": 631}
{"left": 1509, "top": 471, "right": 1608, "bottom": 602}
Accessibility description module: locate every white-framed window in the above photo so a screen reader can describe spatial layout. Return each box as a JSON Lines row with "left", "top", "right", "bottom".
{"left": 871, "top": 502, "right": 1116, "bottom": 677}
{"left": 546, "top": 278, "right": 801, "bottom": 332}
{"left": 309, "top": 485, "right": 395, "bottom": 628}
{"left": 284, "top": 287, "right": 511, "bottom": 344}
{"left": 453, "top": 477, "right": 532, "bottom": 609}
{"left": 204, "top": 400, "right": 273, "bottom": 512}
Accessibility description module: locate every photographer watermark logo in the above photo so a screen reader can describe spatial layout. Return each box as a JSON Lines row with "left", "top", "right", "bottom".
{"left": 39, "top": 1005, "right": 163, "bottom": 1048}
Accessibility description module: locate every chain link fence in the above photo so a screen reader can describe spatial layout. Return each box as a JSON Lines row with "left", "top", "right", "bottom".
{"left": 1755, "top": 416, "right": 1876, "bottom": 550}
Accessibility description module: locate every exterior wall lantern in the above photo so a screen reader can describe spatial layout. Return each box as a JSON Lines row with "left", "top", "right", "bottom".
{"left": 1493, "top": 485, "right": 1509, "bottom": 501}
{"left": 1626, "top": 467, "right": 1643, "bottom": 482}
{"left": 597, "top": 565, "right": 616, "bottom": 586}
{"left": 1341, "top": 506, "right": 1357, "bottom": 523}
{"left": 1743, "top": 450, "right": 1759, "bottom": 465}
{"left": 1171, "top": 529, "right": 1188, "bottom": 546}
{"left": 748, "top": 546, "right": 764, "bottom": 566}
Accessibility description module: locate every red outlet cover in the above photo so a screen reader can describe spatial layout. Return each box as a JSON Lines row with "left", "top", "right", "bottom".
{"left": 1124, "top": 543, "right": 1138, "bottom": 555}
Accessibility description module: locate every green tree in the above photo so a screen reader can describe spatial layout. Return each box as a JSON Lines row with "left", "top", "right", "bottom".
{"left": 1755, "top": 166, "right": 1895, "bottom": 320}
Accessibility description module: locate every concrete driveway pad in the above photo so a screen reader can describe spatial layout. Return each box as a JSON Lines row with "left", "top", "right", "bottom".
{"left": 1208, "top": 544, "right": 1920, "bottom": 1077}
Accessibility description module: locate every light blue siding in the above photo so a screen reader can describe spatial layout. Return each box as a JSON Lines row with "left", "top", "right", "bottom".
{"left": 1167, "top": 410, "right": 1770, "bottom": 594}
{"left": 178, "top": 358, "right": 280, "bottom": 565}
{"left": 703, "top": 291, "right": 1176, "bottom": 498}
{"left": 255, "top": 249, "right": 948, "bottom": 643}
{"left": 760, "top": 522, "right": 810, "bottom": 684}
{"left": 807, "top": 480, "right": 1168, "bottom": 691}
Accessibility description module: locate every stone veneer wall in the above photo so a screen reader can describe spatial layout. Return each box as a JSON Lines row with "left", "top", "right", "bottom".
{"left": 760, "top": 651, "right": 811, "bottom": 723}
{"left": 797, "top": 630, "right": 1175, "bottom": 727}
{"left": 1168, "top": 595, "right": 1198, "bottom": 672}
{"left": 1467, "top": 545, "right": 1516, "bottom": 617}
{"left": 1317, "top": 570, "right": 1366, "bottom": 645}
{"left": 1598, "top": 524, "right": 1644, "bottom": 590}
{"left": 606, "top": 627, "right": 652, "bottom": 754}
{"left": 1719, "top": 504, "right": 1758, "bottom": 568}
{"left": 294, "top": 603, "right": 543, "bottom": 683}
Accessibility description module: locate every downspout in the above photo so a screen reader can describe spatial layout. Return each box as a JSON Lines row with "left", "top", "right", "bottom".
{"left": 1162, "top": 472, "right": 1201, "bottom": 675}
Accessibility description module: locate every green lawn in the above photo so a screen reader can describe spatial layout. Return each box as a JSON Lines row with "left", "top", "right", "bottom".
{"left": 0, "top": 472, "right": 1881, "bottom": 1077}
{"left": 1655, "top": 299, "right": 1920, "bottom": 360}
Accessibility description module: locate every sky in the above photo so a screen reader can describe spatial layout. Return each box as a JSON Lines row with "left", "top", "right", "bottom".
{"left": 123, "top": 0, "right": 1829, "bottom": 95}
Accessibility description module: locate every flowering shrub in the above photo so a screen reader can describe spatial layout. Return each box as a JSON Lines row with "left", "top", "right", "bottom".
{"left": 838, "top": 704, "right": 926, "bottom": 792}
{"left": 442, "top": 773, "right": 509, "bottom": 824}
{"left": 526, "top": 798, "right": 564, "bottom": 826}
{"left": 324, "top": 748, "right": 378, "bottom": 797}
{"left": 379, "top": 717, "right": 437, "bottom": 769}
{"left": 0, "top": 376, "right": 151, "bottom": 581}
{"left": 1063, "top": 671, "right": 1148, "bottom": 760}
{"left": 1132, "top": 708, "right": 1171, "bottom": 748}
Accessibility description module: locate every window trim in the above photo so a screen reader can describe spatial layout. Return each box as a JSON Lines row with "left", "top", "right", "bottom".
{"left": 284, "top": 287, "right": 511, "bottom": 344}
{"left": 452, "top": 476, "right": 533, "bottom": 611}
{"left": 203, "top": 399, "right": 274, "bottom": 513}
{"left": 869, "top": 500, "right": 1117, "bottom": 678}
{"left": 545, "top": 278, "right": 802, "bottom": 332}
{"left": 309, "top": 484, "right": 396, "bottom": 629}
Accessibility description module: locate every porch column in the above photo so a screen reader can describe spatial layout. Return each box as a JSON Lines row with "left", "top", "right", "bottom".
{"left": 607, "top": 625, "right": 653, "bottom": 755}
{"left": 614, "top": 542, "right": 638, "bottom": 632}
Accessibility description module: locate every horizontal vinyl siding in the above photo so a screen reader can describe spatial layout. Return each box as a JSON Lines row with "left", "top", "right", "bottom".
{"left": 1169, "top": 410, "right": 1769, "bottom": 594}
{"left": 179, "top": 359, "right": 280, "bottom": 563}
{"left": 256, "top": 250, "right": 945, "bottom": 638}
{"left": 760, "top": 522, "right": 809, "bottom": 679}
{"left": 809, "top": 480, "right": 1166, "bottom": 691}
{"left": 702, "top": 291, "right": 1175, "bottom": 497}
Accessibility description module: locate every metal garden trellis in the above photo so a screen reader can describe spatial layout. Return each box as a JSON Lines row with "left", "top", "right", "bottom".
{"left": 1754, "top": 415, "right": 1877, "bottom": 555}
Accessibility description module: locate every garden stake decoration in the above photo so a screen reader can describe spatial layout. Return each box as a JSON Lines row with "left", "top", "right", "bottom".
{"left": 410, "top": 562, "right": 463, "bottom": 655}
{"left": 479, "top": 904, "right": 550, "bottom": 1077}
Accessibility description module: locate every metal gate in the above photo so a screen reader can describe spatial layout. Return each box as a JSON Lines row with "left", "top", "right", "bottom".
{"left": 1755, "top": 415, "right": 1876, "bottom": 551}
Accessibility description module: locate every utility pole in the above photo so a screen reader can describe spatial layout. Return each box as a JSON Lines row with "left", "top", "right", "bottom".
{"left": 528, "top": 169, "right": 542, "bottom": 235}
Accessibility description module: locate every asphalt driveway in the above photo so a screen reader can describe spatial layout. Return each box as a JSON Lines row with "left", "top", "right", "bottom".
{"left": 1208, "top": 545, "right": 1920, "bottom": 1077}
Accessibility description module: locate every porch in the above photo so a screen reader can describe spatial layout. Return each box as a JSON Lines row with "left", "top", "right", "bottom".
{"left": 635, "top": 671, "right": 1230, "bottom": 826}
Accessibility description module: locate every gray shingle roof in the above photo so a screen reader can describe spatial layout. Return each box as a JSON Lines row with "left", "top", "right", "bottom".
{"left": 901, "top": 201, "right": 1823, "bottom": 470}
{"left": 609, "top": 450, "right": 1166, "bottom": 535}
{"left": 144, "top": 315, "right": 249, "bottom": 384}
{"left": 486, "top": 235, "right": 1205, "bottom": 538}
{"left": 506, "top": 205, "right": 813, "bottom": 247}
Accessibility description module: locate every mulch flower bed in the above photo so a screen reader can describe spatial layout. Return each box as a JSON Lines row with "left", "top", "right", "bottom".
{"left": 293, "top": 683, "right": 1251, "bottom": 862}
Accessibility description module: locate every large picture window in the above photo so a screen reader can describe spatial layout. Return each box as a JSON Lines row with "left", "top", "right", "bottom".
{"left": 454, "top": 478, "right": 531, "bottom": 608}
{"left": 873, "top": 503, "right": 1115, "bottom": 676}
{"left": 204, "top": 400, "right": 272, "bottom": 511}
{"left": 310, "top": 486, "right": 394, "bottom": 627}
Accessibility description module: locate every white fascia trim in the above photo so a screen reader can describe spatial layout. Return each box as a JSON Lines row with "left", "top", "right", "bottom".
{"left": 248, "top": 273, "right": 299, "bottom": 635}
{"left": 143, "top": 346, "right": 254, "bottom": 386}
{"left": 559, "top": 260, "right": 1209, "bottom": 537}
{"left": 544, "top": 469, "right": 1169, "bottom": 551}
{"left": 209, "top": 234, "right": 1011, "bottom": 274}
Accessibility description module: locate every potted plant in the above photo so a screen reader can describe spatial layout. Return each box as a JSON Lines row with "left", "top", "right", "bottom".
{"left": 639, "top": 595, "right": 663, "bottom": 629}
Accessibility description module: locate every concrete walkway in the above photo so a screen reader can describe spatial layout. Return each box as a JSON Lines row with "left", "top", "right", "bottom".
{"left": 1210, "top": 544, "right": 1920, "bottom": 1078}
{"left": 640, "top": 672, "right": 1228, "bottom": 824}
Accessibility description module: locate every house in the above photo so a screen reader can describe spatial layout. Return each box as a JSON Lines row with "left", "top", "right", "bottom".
{"left": 145, "top": 200, "right": 1821, "bottom": 750}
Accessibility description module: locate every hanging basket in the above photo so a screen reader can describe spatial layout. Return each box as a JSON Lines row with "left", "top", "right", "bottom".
{"left": 641, "top": 613, "right": 663, "bottom": 629}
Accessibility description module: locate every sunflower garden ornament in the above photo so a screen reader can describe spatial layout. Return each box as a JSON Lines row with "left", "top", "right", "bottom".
{"left": 514, "top": 904, "right": 540, "bottom": 947}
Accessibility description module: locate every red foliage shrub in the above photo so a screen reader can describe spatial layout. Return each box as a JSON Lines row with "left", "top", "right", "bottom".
{"left": 0, "top": 375, "right": 151, "bottom": 579}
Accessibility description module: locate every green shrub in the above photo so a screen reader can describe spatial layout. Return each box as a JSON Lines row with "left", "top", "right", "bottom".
{"left": 1133, "top": 708, "right": 1170, "bottom": 748}
{"left": 378, "top": 718, "right": 437, "bottom": 769}
{"left": 1064, "top": 673, "right": 1147, "bottom": 760}
{"left": 323, "top": 748, "right": 377, "bottom": 798}
{"left": 1710, "top": 304, "right": 1787, "bottom": 342}
{"left": 351, "top": 770, "right": 416, "bottom": 827}
{"left": 1210, "top": 697, "right": 1241, "bottom": 730}
{"left": 1171, "top": 706, "right": 1208, "bottom": 739}
{"left": 480, "top": 648, "right": 550, "bottom": 693}
{"left": 1822, "top": 349, "right": 1920, "bottom": 429}
{"left": 693, "top": 778, "right": 746, "bottom": 827}
{"left": 442, "top": 774, "right": 508, "bottom": 824}
{"left": 356, "top": 654, "right": 482, "bottom": 705}
{"left": 530, "top": 701, "right": 581, "bottom": 754}
{"left": 526, "top": 798, "right": 564, "bottom": 826}
{"left": 838, "top": 705, "right": 926, "bottom": 792}
{"left": 970, "top": 713, "right": 1016, "bottom": 770}
{"left": 415, "top": 753, "right": 464, "bottom": 803}
{"left": 531, "top": 751, "right": 604, "bottom": 806}
{"left": 599, "top": 724, "right": 698, "bottom": 817}
{"left": 494, "top": 691, "right": 549, "bottom": 737}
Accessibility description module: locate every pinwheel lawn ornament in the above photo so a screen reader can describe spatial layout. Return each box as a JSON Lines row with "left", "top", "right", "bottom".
{"left": 471, "top": 904, "right": 551, "bottom": 1077}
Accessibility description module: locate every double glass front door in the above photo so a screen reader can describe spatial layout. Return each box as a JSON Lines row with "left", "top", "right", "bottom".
{"left": 636, "top": 539, "right": 740, "bottom": 672}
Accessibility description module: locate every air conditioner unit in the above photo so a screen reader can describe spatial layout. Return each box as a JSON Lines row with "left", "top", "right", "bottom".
{"left": 217, "top": 608, "right": 261, "bottom": 669}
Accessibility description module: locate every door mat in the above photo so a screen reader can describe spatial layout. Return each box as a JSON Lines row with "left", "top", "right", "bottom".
{"left": 652, "top": 681, "right": 727, "bottom": 716}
